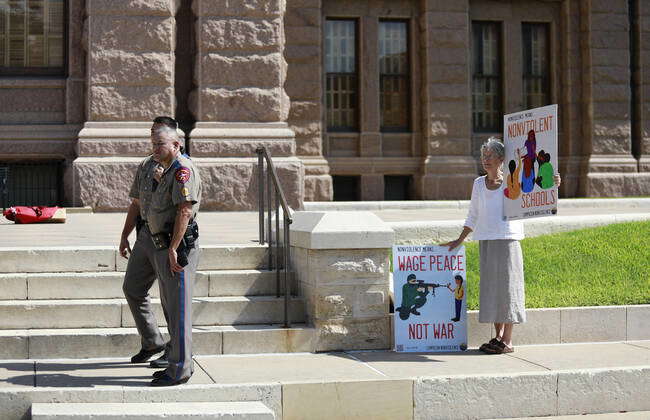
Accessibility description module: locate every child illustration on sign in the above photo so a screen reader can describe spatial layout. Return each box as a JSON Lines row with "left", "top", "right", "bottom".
{"left": 521, "top": 129, "right": 537, "bottom": 193}
{"left": 396, "top": 274, "right": 446, "bottom": 320}
{"left": 535, "top": 150, "right": 555, "bottom": 189}
{"left": 504, "top": 148, "right": 522, "bottom": 200}
{"left": 446, "top": 274, "right": 465, "bottom": 322}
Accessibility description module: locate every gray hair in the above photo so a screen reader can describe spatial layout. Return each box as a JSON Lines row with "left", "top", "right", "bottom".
{"left": 152, "top": 125, "right": 180, "bottom": 144}
{"left": 480, "top": 136, "right": 505, "bottom": 160}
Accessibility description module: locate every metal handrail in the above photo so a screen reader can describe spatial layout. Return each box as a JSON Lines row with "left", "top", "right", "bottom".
{"left": 256, "top": 147, "right": 293, "bottom": 328}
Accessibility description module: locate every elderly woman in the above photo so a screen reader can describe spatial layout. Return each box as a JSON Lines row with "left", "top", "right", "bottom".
{"left": 442, "top": 137, "right": 560, "bottom": 354}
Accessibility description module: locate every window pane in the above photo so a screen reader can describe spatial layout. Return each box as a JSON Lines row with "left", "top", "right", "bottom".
{"left": 472, "top": 22, "right": 502, "bottom": 132}
{"left": 379, "top": 20, "right": 409, "bottom": 131}
{"left": 325, "top": 19, "right": 358, "bottom": 131}
{"left": 8, "top": 0, "right": 25, "bottom": 66}
{"left": 0, "top": 1, "right": 6, "bottom": 66}
{"left": 523, "top": 23, "right": 549, "bottom": 109}
{"left": 1, "top": 0, "right": 63, "bottom": 72}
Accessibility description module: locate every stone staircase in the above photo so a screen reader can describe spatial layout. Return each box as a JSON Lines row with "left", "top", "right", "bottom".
{"left": 0, "top": 245, "right": 314, "bottom": 359}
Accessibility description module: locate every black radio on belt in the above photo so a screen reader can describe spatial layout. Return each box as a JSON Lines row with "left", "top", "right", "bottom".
{"left": 151, "top": 221, "right": 199, "bottom": 267}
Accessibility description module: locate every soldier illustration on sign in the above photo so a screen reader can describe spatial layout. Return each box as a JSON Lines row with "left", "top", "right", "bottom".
{"left": 396, "top": 274, "right": 447, "bottom": 320}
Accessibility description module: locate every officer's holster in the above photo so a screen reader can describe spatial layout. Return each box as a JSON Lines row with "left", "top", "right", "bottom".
{"left": 151, "top": 220, "right": 199, "bottom": 252}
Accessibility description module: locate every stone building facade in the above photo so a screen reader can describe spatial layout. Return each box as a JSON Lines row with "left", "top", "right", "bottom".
{"left": 0, "top": 0, "right": 648, "bottom": 210}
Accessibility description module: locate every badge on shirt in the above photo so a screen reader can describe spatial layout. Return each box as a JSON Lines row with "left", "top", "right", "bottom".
{"left": 181, "top": 187, "right": 190, "bottom": 196}
{"left": 175, "top": 167, "right": 191, "bottom": 184}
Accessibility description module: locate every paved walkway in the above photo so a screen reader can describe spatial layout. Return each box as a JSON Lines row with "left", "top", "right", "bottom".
{"left": 2, "top": 198, "right": 649, "bottom": 247}
{"left": 0, "top": 340, "right": 648, "bottom": 389}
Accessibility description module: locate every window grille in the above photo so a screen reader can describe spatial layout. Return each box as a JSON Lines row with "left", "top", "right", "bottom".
{"left": 0, "top": 161, "right": 62, "bottom": 207}
{"left": 379, "top": 20, "right": 410, "bottom": 131}
{"left": 325, "top": 19, "right": 358, "bottom": 131}
{"left": 523, "top": 23, "right": 550, "bottom": 109}
{"left": 0, "top": 0, "right": 65, "bottom": 74}
{"left": 472, "top": 21, "right": 502, "bottom": 132}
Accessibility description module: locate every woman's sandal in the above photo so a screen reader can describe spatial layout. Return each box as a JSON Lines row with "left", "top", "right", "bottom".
{"left": 479, "top": 338, "right": 500, "bottom": 352}
{"left": 483, "top": 340, "right": 514, "bottom": 354}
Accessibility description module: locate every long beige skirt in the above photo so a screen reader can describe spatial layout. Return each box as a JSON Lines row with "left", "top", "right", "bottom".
{"left": 478, "top": 239, "right": 526, "bottom": 324}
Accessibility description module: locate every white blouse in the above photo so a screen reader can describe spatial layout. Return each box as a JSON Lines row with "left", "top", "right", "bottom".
{"left": 464, "top": 176, "right": 524, "bottom": 241}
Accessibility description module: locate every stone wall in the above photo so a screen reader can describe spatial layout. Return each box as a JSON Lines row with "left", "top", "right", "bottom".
{"left": 86, "top": 0, "right": 177, "bottom": 122}
{"left": 285, "top": 0, "right": 332, "bottom": 202}
{"left": 419, "top": 0, "right": 476, "bottom": 200}
{"left": 639, "top": 0, "right": 650, "bottom": 172}
{"left": 71, "top": 0, "right": 178, "bottom": 208}
{"left": 583, "top": 0, "right": 650, "bottom": 196}
{"left": 290, "top": 212, "right": 394, "bottom": 351}
{"left": 557, "top": 0, "right": 584, "bottom": 198}
{"left": 187, "top": 0, "right": 305, "bottom": 211}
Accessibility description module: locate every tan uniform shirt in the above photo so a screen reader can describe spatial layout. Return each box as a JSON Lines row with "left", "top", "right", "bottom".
{"left": 129, "top": 155, "right": 159, "bottom": 221}
{"left": 147, "top": 153, "right": 202, "bottom": 235}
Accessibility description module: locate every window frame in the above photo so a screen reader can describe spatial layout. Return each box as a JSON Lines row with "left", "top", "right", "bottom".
{"left": 522, "top": 21, "right": 551, "bottom": 109}
{"left": 0, "top": 0, "right": 68, "bottom": 77}
{"left": 471, "top": 20, "right": 503, "bottom": 133}
{"left": 324, "top": 17, "right": 360, "bottom": 133}
{"left": 378, "top": 18, "right": 411, "bottom": 133}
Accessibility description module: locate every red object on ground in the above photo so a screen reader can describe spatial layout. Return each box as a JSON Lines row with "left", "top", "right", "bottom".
{"left": 3, "top": 206, "right": 60, "bottom": 224}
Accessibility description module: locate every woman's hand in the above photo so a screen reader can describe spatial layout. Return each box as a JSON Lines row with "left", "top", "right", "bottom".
{"left": 554, "top": 173, "right": 562, "bottom": 188}
{"left": 441, "top": 238, "right": 464, "bottom": 252}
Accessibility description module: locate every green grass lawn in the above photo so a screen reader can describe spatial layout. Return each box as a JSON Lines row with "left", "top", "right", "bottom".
{"left": 464, "top": 220, "right": 650, "bottom": 309}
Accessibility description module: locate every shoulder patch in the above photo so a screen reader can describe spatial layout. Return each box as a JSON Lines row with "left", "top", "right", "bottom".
{"left": 175, "top": 167, "right": 191, "bottom": 184}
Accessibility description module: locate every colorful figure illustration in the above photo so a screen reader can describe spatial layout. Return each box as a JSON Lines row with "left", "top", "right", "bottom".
{"left": 535, "top": 150, "right": 555, "bottom": 189}
{"left": 447, "top": 274, "right": 465, "bottom": 322}
{"left": 396, "top": 274, "right": 445, "bottom": 321}
{"left": 504, "top": 148, "right": 522, "bottom": 200}
{"left": 521, "top": 130, "right": 537, "bottom": 193}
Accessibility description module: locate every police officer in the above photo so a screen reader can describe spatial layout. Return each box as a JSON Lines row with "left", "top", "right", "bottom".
{"left": 120, "top": 116, "right": 179, "bottom": 370}
{"left": 120, "top": 125, "right": 201, "bottom": 386}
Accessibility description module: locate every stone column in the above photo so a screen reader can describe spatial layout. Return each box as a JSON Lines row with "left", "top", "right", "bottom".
{"left": 290, "top": 212, "right": 394, "bottom": 352}
{"left": 638, "top": 1, "right": 650, "bottom": 175}
{"left": 285, "top": 0, "right": 332, "bottom": 202}
{"left": 418, "top": 0, "right": 477, "bottom": 200}
{"left": 557, "top": 0, "right": 583, "bottom": 198}
{"left": 582, "top": 0, "right": 649, "bottom": 196}
{"left": 190, "top": 0, "right": 304, "bottom": 210}
{"left": 72, "top": 0, "right": 178, "bottom": 209}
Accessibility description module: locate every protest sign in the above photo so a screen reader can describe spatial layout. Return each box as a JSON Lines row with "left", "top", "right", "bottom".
{"left": 393, "top": 245, "right": 467, "bottom": 352}
{"left": 503, "top": 104, "right": 558, "bottom": 220}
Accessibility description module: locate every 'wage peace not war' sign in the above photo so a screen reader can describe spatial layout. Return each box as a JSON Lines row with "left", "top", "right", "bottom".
{"left": 393, "top": 245, "right": 468, "bottom": 353}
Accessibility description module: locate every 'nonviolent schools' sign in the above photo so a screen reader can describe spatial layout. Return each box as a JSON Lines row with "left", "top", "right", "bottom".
{"left": 503, "top": 104, "right": 559, "bottom": 221}
{"left": 393, "top": 245, "right": 467, "bottom": 352}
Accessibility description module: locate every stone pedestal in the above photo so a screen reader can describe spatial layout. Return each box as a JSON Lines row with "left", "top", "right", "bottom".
{"left": 290, "top": 211, "right": 394, "bottom": 352}
{"left": 190, "top": 0, "right": 304, "bottom": 209}
{"left": 72, "top": 0, "right": 178, "bottom": 209}
{"left": 418, "top": 0, "right": 476, "bottom": 199}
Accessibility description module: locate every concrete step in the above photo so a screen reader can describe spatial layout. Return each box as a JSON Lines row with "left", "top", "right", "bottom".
{"left": 0, "top": 270, "right": 293, "bottom": 300}
{"left": 0, "top": 341, "right": 649, "bottom": 420}
{"left": 498, "top": 413, "right": 650, "bottom": 420}
{"left": 0, "top": 296, "right": 305, "bottom": 329}
{"left": 0, "top": 324, "right": 316, "bottom": 359}
{"left": 0, "top": 245, "right": 272, "bottom": 273}
{"left": 31, "top": 402, "right": 275, "bottom": 419}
